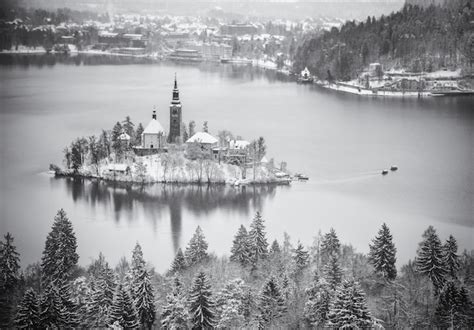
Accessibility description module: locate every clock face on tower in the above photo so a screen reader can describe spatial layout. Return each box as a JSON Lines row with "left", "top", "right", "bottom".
{"left": 172, "top": 108, "right": 178, "bottom": 116}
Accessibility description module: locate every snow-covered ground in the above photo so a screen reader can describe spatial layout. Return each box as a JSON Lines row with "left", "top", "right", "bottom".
{"left": 1, "top": 46, "right": 47, "bottom": 54}
{"left": 68, "top": 152, "right": 280, "bottom": 185}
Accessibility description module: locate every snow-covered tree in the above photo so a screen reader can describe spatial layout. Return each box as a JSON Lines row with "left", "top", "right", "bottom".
{"left": 130, "top": 242, "right": 146, "bottom": 301}
{"left": 368, "top": 223, "right": 397, "bottom": 280}
{"left": 170, "top": 248, "right": 186, "bottom": 273}
{"left": 161, "top": 277, "right": 189, "bottom": 329}
{"left": 293, "top": 241, "right": 309, "bottom": 271}
{"left": 0, "top": 232, "right": 20, "bottom": 291}
{"left": 257, "top": 276, "right": 287, "bottom": 328}
{"left": 320, "top": 228, "right": 341, "bottom": 265}
{"left": 122, "top": 116, "right": 135, "bottom": 141}
{"left": 323, "top": 254, "right": 342, "bottom": 291}
{"left": 270, "top": 239, "right": 281, "bottom": 256}
{"left": 248, "top": 212, "right": 269, "bottom": 265}
{"left": 230, "top": 225, "right": 252, "bottom": 266}
{"left": 87, "top": 261, "right": 116, "bottom": 327}
{"left": 435, "top": 281, "right": 474, "bottom": 328}
{"left": 188, "top": 271, "right": 216, "bottom": 329}
{"left": 41, "top": 209, "right": 79, "bottom": 284}
{"left": 134, "top": 268, "right": 155, "bottom": 329}
{"left": 185, "top": 226, "right": 209, "bottom": 267}
{"left": 57, "top": 280, "right": 79, "bottom": 327}
{"left": 327, "top": 279, "right": 372, "bottom": 328}
{"left": 14, "top": 288, "right": 40, "bottom": 329}
{"left": 443, "top": 235, "right": 460, "bottom": 279}
{"left": 135, "top": 123, "right": 144, "bottom": 146}
{"left": 216, "top": 278, "right": 246, "bottom": 328}
{"left": 304, "top": 272, "right": 332, "bottom": 327}
{"left": 109, "top": 283, "right": 139, "bottom": 328}
{"left": 39, "top": 284, "right": 67, "bottom": 328}
{"left": 111, "top": 121, "right": 123, "bottom": 156}
{"left": 415, "top": 226, "right": 447, "bottom": 294}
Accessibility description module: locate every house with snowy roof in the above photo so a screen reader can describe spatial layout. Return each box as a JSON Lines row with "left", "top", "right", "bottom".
{"left": 142, "top": 110, "right": 166, "bottom": 149}
{"left": 186, "top": 131, "right": 219, "bottom": 159}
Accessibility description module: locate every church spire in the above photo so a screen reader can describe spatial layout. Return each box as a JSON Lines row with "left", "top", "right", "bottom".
{"left": 172, "top": 73, "right": 180, "bottom": 103}
{"left": 174, "top": 72, "right": 178, "bottom": 90}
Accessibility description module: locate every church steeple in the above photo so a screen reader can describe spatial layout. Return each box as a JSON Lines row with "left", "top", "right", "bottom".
{"left": 172, "top": 73, "right": 180, "bottom": 104}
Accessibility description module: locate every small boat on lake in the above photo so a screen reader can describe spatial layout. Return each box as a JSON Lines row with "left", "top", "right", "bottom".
{"left": 390, "top": 165, "right": 398, "bottom": 171}
{"left": 382, "top": 170, "right": 389, "bottom": 175}
{"left": 294, "top": 173, "right": 309, "bottom": 181}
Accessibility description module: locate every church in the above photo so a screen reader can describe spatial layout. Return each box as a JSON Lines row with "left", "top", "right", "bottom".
{"left": 134, "top": 75, "right": 183, "bottom": 155}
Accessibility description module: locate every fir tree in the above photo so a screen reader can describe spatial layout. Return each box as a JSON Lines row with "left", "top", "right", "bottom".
{"left": 327, "top": 279, "right": 372, "bottom": 328}
{"left": 0, "top": 232, "right": 20, "bottom": 291}
{"left": 130, "top": 242, "right": 146, "bottom": 302}
{"left": 87, "top": 261, "right": 116, "bottom": 327}
{"left": 230, "top": 225, "right": 252, "bottom": 266}
{"left": 111, "top": 121, "right": 123, "bottom": 155}
{"left": 135, "top": 123, "right": 144, "bottom": 146}
{"left": 14, "top": 288, "right": 40, "bottom": 329}
{"left": 270, "top": 239, "right": 281, "bottom": 255}
{"left": 170, "top": 248, "right": 186, "bottom": 273}
{"left": 257, "top": 276, "right": 287, "bottom": 328}
{"left": 122, "top": 116, "right": 135, "bottom": 140}
{"left": 241, "top": 287, "right": 256, "bottom": 324}
{"left": 134, "top": 269, "right": 155, "bottom": 329}
{"left": 161, "top": 276, "right": 189, "bottom": 329}
{"left": 248, "top": 212, "right": 269, "bottom": 265}
{"left": 435, "top": 282, "right": 474, "bottom": 328}
{"left": 320, "top": 228, "right": 341, "bottom": 265}
{"left": 216, "top": 279, "right": 246, "bottom": 329}
{"left": 304, "top": 272, "right": 332, "bottom": 327}
{"left": 185, "top": 226, "right": 209, "bottom": 267}
{"left": 293, "top": 241, "right": 309, "bottom": 271}
{"left": 109, "top": 283, "right": 139, "bottom": 328}
{"left": 57, "top": 280, "right": 79, "bottom": 327}
{"left": 323, "top": 254, "right": 342, "bottom": 291}
{"left": 188, "top": 271, "right": 216, "bottom": 329}
{"left": 415, "top": 226, "right": 447, "bottom": 294}
{"left": 368, "top": 223, "right": 397, "bottom": 280}
{"left": 444, "top": 235, "right": 460, "bottom": 279}
{"left": 39, "top": 284, "right": 67, "bottom": 328}
{"left": 41, "top": 209, "right": 79, "bottom": 284}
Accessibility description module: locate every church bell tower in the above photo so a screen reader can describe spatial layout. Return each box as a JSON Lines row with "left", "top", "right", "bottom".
{"left": 169, "top": 74, "right": 182, "bottom": 143}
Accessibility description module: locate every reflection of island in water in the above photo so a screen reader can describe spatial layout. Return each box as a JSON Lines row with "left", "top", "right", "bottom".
{"left": 50, "top": 177, "right": 284, "bottom": 250}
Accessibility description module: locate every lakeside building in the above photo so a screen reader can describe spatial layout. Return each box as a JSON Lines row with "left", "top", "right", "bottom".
{"left": 168, "top": 49, "right": 203, "bottom": 62}
{"left": 186, "top": 42, "right": 233, "bottom": 61}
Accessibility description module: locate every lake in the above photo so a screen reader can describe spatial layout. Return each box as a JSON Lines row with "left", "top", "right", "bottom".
{"left": 0, "top": 54, "right": 472, "bottom": 272}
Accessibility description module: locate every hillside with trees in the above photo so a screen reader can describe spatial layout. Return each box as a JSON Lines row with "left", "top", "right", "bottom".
{"left": 1, "top": 210, "right": 473, "bottom": 328}
{"left": 293, "top": 1, "right": 473, "bottom": 81}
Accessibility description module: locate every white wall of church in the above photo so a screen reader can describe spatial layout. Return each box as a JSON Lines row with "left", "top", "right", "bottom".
{"left": 143, "top": 133, "right": 163, "bottom": 149}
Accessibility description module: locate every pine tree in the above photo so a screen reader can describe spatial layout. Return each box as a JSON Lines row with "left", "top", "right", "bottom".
{"left": 304, "top": 272, "right": 332, "bottom": 327}
{"left": 122, "top": 116, "right": 135, "bottom": 140}
{"left": 130, "top": 242, "right": 146, "bottom": 302}
{"left": 0, "top": 232, "right": 20, "bottom": 291}
{"left": 248, "top": 212, "right": 269, "bottom": 265}
{"left": 368, "top": 223, "right": 397, "bottom": 280}
{"left": 41, "top": 209, "right": 79, "bottom": 284}
{"left": 57, "top": 280, "right": 79, "bottom": 327}
{"left": 14, "top": 288, "right": 40, "bottom": 329}
{"left": 257, "top": 276, "right": 287, "bottom": 328}
{"left": 415, "top": 226, "right": 447, "bottom": 294}
{"left": 109, "top": 284, "right": 139, "bottom": 328}
{"left": 135, "top": 123, "right": 144, "bottom": 146}
{"left": 293, "top": 241, "right": 309, "bottom": 271}
{"left": 270, "top": 239, "right": 281, "bottom": 255}
{"left": 39, "top": 284, "right": 67, "bottom": 328}
{"left": 87, "top": 261, "right": 116, "bottom": 327}
{"left": 324, "top": 255, "right": 342, "bottom": 291}
{"left": 444, "top": 235, "right": 460, "bottom": 279}
{"left": 435, "top": 282, "right": 474, "bottom": 328}
{"left": 188, "top": 271, "right": 216, "bottom": 329}
{"left": 327, "top": 279, "right": 372, "bottom": 328}
{"left": 185, "top": 226, "right": 209, "bottom": 267}
{"left": 216, "top": 279, "right": 246, "bottom": 328}
{"left": 230, "top": 225, "right": 252, "bottom": 266}
{"left": 170, "top": 248, "right": 186, "bottom": 273}
{"left": 161, "top": 277, "right": 189, "bottom": 329}
{"left": 134, "top": 268, "right": 155, "bottom": 329}
{"left": 111, "top": 121, "right": 123, "bottom": 156}
{"left": 320, "top": 228, "right": 341, "bottom": 265}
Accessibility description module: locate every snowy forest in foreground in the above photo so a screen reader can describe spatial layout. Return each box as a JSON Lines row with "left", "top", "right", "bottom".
{"left": 0, "top": 210, "right": 473, "bottom": 328}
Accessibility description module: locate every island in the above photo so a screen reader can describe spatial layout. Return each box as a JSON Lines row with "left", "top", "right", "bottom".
{"left": 51, "top": 76, "right": 292, "bottom": 185}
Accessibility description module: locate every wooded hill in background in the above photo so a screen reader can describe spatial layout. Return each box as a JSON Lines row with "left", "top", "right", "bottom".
{"left": 293, "top": 1, "right": 473, "bottom": 81}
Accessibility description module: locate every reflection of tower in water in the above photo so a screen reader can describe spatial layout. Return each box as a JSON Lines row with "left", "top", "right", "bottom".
{"left": 168, "top": 199, "right": 182, "bottom": 252}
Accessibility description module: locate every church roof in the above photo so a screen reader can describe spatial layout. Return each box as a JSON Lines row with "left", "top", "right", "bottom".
{"left": 186, "top": 132, "right": 218, "bottom": 144}
{"left": 143, "top": 118, "right": 165, "bottom": 135}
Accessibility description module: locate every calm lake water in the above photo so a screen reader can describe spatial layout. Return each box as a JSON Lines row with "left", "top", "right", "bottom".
{"left": 0, "top": 54, "right": 473, "bottom": 272}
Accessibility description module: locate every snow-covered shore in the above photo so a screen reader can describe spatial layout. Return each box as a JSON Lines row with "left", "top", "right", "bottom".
{"left": 53, "top": 152, "right": 289, "bottom": 186}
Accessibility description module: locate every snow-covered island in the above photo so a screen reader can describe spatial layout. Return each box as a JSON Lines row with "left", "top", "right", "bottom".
{"left": 52, "top": 76, "right": 291, "bottom": 186}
